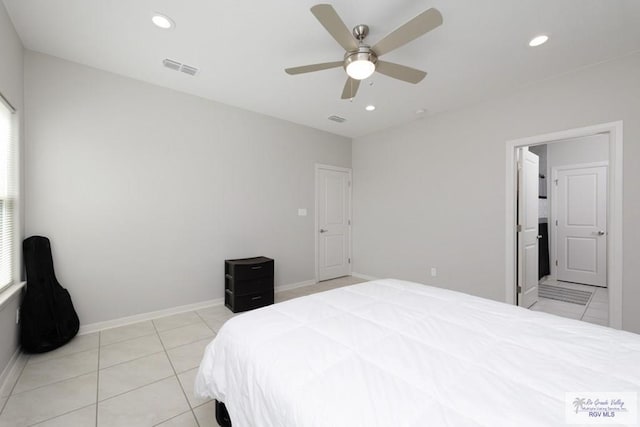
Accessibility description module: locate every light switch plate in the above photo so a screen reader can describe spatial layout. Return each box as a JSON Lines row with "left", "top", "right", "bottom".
{"left": 298, "top": 208, "right": 307, "bottom": 217}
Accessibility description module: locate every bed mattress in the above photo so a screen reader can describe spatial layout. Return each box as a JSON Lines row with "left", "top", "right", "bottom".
{"left": 195, "top": 279, "right": 640, "bottom": 426}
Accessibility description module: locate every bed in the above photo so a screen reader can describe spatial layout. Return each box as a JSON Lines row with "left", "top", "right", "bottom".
{"left": 195, "top": 279, "right": 640, "bottom": 426}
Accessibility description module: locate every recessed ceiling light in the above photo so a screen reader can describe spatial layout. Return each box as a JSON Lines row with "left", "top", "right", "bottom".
{"left": 152, "top": 14, "right": 174, "bottom": 30}
{"left": 415, "top": 108, "right": 426, "bottom": 115}
{"left": 529, "top": 35, "right": 549, "bottom": 47}
{"left": 365, "top": 105, "right": 376, "bottom": 112}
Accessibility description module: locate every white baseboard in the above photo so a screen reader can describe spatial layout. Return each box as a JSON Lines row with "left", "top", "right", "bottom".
{"left": 0, "top": 348, "right": 27, "bottom": 398}
{"left": 78, "top": 279, "right": 319, "bottom": 336}
{"left": 275, "top": 279, "right": 316, "bottom": 292}
{"left": 351, "top": 272, "right": 379, "bottom": 281}
{"left": 79, "top": 297, "right": 225, "bottom": 335}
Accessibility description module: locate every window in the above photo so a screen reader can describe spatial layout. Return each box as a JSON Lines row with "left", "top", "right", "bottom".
{"left": 0, "top": 94, "right": 17, "bottom": 293}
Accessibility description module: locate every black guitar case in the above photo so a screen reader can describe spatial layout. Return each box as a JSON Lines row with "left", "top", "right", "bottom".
{"left": 21, "top": 236, "right": 80, "bottom": 353}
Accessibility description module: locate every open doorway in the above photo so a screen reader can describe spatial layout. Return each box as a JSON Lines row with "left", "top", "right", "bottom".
{"left": 505, "top": 122, "right": 623, "bottom": 329}
{"left": 523, "top": 135, "right": 609, "bottom": 324}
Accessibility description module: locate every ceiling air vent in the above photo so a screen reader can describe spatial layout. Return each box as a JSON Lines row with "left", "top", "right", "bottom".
{"left": 162, "top": 58, "right": 181, "bottom": 71}
{"left": 163, "top": 59, "right": 199, "bottom": 76}
{"left": 180, "top": 64, "right": 199, "bottom": 76}
{"left": 328, "top": 115, "right": 346, "bottom": 123}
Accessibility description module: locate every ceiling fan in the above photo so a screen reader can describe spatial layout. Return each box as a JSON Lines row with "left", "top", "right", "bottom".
{"left": 285, "top": 4, "right": 443, "bottom": 100}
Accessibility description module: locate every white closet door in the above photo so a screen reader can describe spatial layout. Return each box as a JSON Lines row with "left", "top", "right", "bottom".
{"left": 556, "top": 165, "right": 607, "bottom": 287}
{"left": 317, "top": 167, "right": 351, "bottom": 281}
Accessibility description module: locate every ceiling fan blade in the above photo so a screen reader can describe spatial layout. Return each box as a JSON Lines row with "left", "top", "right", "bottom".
{"left": 311, "top": 4, "right": 359, "bottom": 52}
{"left": 341, "top": 77, "right": 360, "bottom": 99}
{"left": 372, "top": 8, "right": 443, "bottom": 57}
{"left": 376, "top": 61, "right": 427, "bottom": 84}
{"left": 285, "top": 61, "right": 343, "bottom": 75}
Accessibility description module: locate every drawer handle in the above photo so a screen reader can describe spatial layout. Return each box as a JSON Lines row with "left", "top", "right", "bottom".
{"left": 250, "top": 266, "right": 263, "bottom": 270}
{"left": 251, "top": 296, "right": 263, "bottom": 300}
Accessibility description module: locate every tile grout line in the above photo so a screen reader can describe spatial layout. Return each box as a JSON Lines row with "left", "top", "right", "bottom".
{"left": 194, "top": 310, "right": 219, "bottom": 335}
{"left": 25, "top": 333, "right": 99, "bottom": 366}
{"left": 26, "top": 345, "right": 98, "bottom": 368}
{"left": 101, "top": 330, "right": 213, "bottom": 370}
{"left": 151, "top": 409, "right": 195, "bottom": 427}
{"left": 2, "top": 351, "right": 30, "bottom": 411}
{"left": 26, "top": 403, "right": 96, "bottom": 427}
{"left": 100, "top": 331, "right": 158, "bottom": 348}
{"left": 7, "top": 360, "right": 99, "bottom": 397}
{"left": 579, "top": 290, "right": 594, "bottom": 320}
{"left": 0, "top": 392, "right": 7, "bottom": 416}
{"left": 580, "top": 289, "right": 595, "bottom": 320}
{"left": 151, "top": 319, "right": 202, "bottom": 427}
{"left": 97, "top": 374, "right": 175, "bottom": 405}
{"left": 100, "top": 349, "right": 166, "bottom": 371}
{"left": 100, "top": 315, "right": 211, "bottom": 349}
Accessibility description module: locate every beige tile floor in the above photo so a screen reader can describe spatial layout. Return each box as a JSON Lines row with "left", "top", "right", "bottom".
{"left": 529, "top": 277, "right": 609, "bottom": 326}
{"left": 0, "top": 275, "right": 365, "bottom": 427}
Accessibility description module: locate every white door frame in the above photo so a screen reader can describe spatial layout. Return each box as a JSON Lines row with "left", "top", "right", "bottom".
{"left": 550, "top": 161, "right": 608, "bottom": 282}
{"left": 505, "top": 121, "right": 623, "bottom": 329}
{"left": 314, "top": 163, "right": 352, "bottom": 283}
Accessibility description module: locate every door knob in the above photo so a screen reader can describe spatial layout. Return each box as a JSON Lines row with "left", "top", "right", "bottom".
{"left": 319, "top": 229, "right": 328, "bottom": 233}
{"left": 597, "top": 230, "right": 606, "bottom": 236}
{"left": 537, "top": 235, "right": 542, "bottom": 239}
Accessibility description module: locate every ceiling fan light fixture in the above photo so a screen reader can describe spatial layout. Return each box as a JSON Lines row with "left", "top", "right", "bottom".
{"left": 346, "top": 60, "right": 375, "bottom": 80}
{"left": 344, "top": 49, "right": 377, "bottom": 80}
{"left": 285, "top": 5, "right": 442, "bottom": 99}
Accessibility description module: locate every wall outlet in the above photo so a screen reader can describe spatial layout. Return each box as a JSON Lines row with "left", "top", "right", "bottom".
{"left": 16, "top": 307, "right": 20, "bottom": 324}
{"left": 297, "top": 208, "right": 307, "bottom": 217}
{"left": 430, "top": 267, "right": 437, "bottom": 277}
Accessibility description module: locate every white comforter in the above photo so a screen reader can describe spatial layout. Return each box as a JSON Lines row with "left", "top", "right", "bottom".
{"left": 195, "top": 279, "right": 640, "bottom": 426}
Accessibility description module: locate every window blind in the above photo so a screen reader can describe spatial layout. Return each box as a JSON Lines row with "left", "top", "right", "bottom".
{"left": 0, "top": 96, "right": 17, "bottom": 292}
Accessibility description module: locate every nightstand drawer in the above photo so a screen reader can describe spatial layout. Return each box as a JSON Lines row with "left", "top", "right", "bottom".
{"left": 227, "top": 258, "right": 274, "bottom": 280}
{"left": 226, "top": 276, "right": 273, "bottom": 296}
{"left": 226, "top": 290, "right": 274, "bottom": 312}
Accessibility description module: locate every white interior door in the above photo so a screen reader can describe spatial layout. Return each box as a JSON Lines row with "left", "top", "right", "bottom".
{"left": 555, "top": 165, "right": 607, "bottom": 287}
{"left": 317, "top": 166, "right": 351, "bottom": 281}
{"left": 517, "top": 148, "right": 539, "bottom": 308}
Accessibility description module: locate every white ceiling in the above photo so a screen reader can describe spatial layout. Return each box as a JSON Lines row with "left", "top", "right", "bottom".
{"left": 4, "top": 0, "right": 640, "bottom": 138}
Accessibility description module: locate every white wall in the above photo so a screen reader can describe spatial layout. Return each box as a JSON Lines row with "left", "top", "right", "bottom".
{"left": 547, "top": 134, "right": 609, "bottom": 172}
{"left": 24, "top": 51, "right": 351, "bottom": 325}
{"left": 352, "top": 52, "right": 640, "bottom": 333}
{"left": 0, "top": 0, "right": 23, "bottom": 387}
